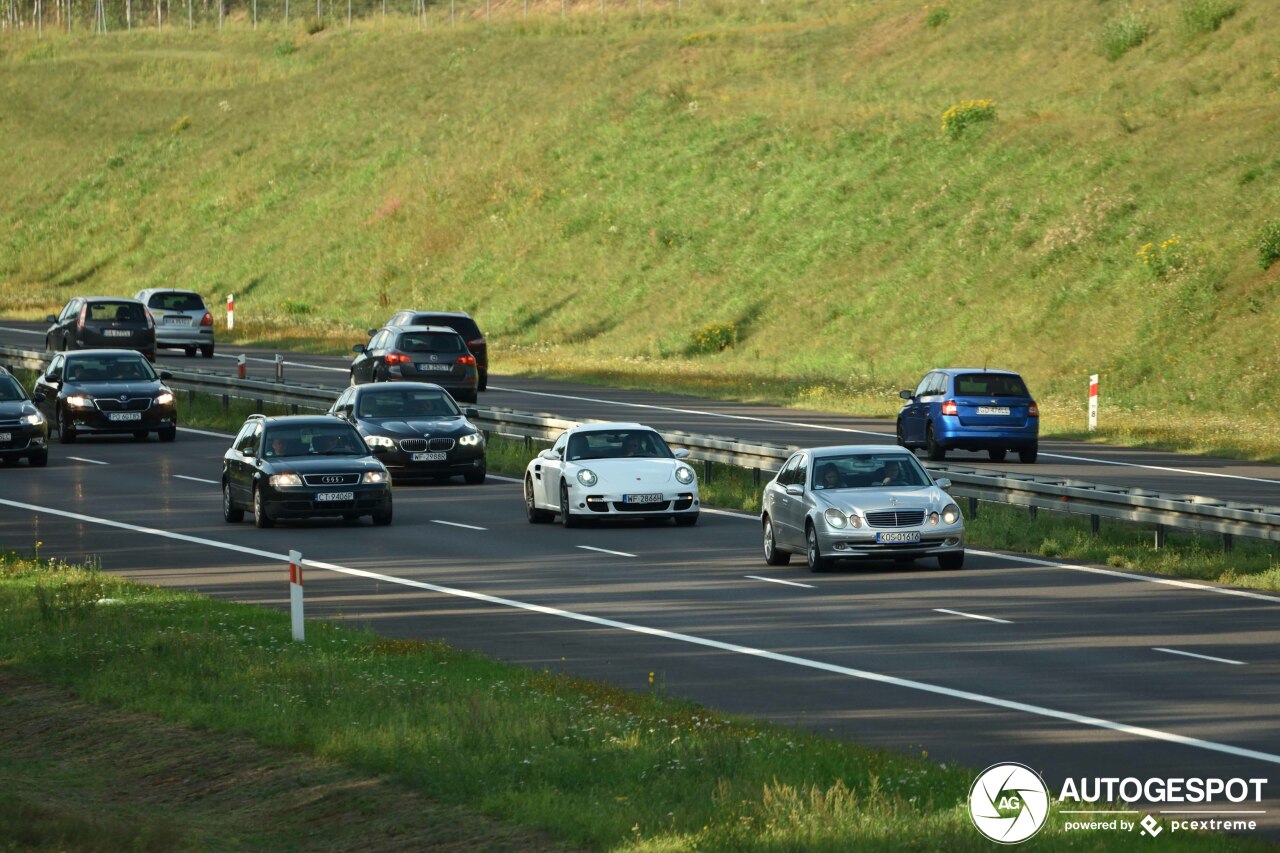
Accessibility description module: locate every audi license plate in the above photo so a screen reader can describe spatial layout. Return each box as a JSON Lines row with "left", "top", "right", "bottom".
{"left": 411, "top": 451, "right": 447, "bottom": 462}
{"left": 104, "top": 329, "right": 132, "bottom": 337}
{"left": 108, "top": 412, "right": 142, "bottom": 421}
{"left": 876, "top": 531, "right": 921, "bottom": 544}
{"left": 315, "top": 491, "right": 354, "bottom": 502}
{"left": 0, "top": 433, "right": 10, "bottom": 443}
{"left": 415, "top": 364, "right": 452, "bottom": 372}
{"left": 624, "top": 493, "right": 663, "bottom": 504}
{"left": 976, "top": 406, "right": 1011, "bottom": 415}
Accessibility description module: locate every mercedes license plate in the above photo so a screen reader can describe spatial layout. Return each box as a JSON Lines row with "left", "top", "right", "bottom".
{"left": 107, "top": 412, "right": 142, "bottom": 421}
{"left": 624, "top": 493, "right": 663, "bottom": 504}
{"left": 315, "top": 491, "right": 354, "bottom": 502}
{"left": 976, "top": 406, "right": 1011, "bottom": 415}
{"left": 411, "top": 451, "right": 447, "bottom": 461}
{"left": 104, "top": 329, "right": 132, "bottom": 337}
{"left": 876, "top": 531, "right": 921, "bottom": 544}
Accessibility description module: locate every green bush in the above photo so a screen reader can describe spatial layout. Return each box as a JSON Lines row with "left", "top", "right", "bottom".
{"left": 940, "top": 99, "right": 996, "bottom": 140}
{"left": 924, "top": 5, "right": 950, "bottom": 28}
{"left": 690, "top": 322, "right": 737, "bottom": 354}
{"left": 1137, "top": 235, "right": 1188, "bottom": 280}
{"left": 275, "top": 40, "right": 297, "bottom": 57}
{"left": 1099, "top": 12, "right": 1151, "bottom": 60}
{"left": 1180, "top": 0, "right": 1237, "bottom": 35}
{"left": 1257, "top": 221, "right": 1280, "bottom": 269}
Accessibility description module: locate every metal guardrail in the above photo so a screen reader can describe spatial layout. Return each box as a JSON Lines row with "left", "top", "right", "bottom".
{"left": 4, "top": 345, "right": 1278, "bottom": 547}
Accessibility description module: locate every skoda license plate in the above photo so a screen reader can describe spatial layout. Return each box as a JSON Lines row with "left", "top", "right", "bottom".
{"left": 108, "top": 412, "right": 142, "bottom": 421}
{"left": 876, "top": 531, "right": 921, "bottom": 544}
{"left": 316, "top": 491, "right": 354, "bottom": 502}
{"left": 412, "top": 452, "right": 447, "bottom": 462}
{"left": 976, "top": 406, "right": 1011, "bottom": 415}
{"left": 624, "top": 493, "right": 662, "bottom": 504}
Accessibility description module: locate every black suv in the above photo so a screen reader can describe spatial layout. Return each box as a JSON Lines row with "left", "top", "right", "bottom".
{"left": 378, "top": 310, "right": 488, "bottom": 390}
{"left": 46, "top": 297, "right": 157, "bottom": 361}
{"left": 222, "top": 415, "right": 393, "bottom": 528}
{"left": 33, "top": 350, "right": 177, "bottom": 443}
{"left": 350, "top": 326, "right": 479, "bottom": 403}
{"left": 0, "top": 367, "right": 50, "bottom": 467}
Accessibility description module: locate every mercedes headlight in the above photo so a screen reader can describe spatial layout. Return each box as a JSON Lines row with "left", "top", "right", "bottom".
{"left": 823, "top": 508, "right": 847, "bottom": 529}
{"left": 458, "top": 432, "right": 484, "bottom": 447}
{"left": 269, "top": 473, "right": 303, "bottom": 488}
{"left": 362, "top": 470, "right": 388, "bottom": 484}
{"left": 848, "top": 513, "right": 862, "bottom": 529}
{"left": 576, "top": 468, "right": 598, "bottom": 487}
{"left": 942, "top": 504, "right": 961, "bottom": 525}
{"left": 928, "top": 511, "right": 940, "bottom": 526}
{"left": 22, "top": 412, "right": 44, "bottom": 426}
{"left": 364, "top": 435, "right": 396, "bottom": 449}
{"left": 155, "top": 391, "right": 175, "bottom": 406}
{"left": 66, "top": 395, "right": 94, "bottom": 409}
{"left": 674, "top": 465, "right": 695, "bottom": 485}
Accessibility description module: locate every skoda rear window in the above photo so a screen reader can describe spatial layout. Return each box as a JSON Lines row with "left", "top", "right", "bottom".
{"left": 412, "top": 315, "right": 480, "bottom": 338}
{"left": 87, "top": 302, "right": 145, "bottom": 323}
{"left": 954, "top": 374, "right": 1030, "bottom": 397}
{"left": 148, "top": 292, "right": 205, "bottom": 311}
{"left": 397, "top": 332, "right": 465, "bottom": 354}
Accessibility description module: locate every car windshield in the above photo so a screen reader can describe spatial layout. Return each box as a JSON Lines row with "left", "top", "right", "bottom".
{"left": 811, "top": 454, "right": 932, "bottom": 490}
{"left": 148, "top": 292, "right": 205, "bottom": 311}
{"left": 357, "top": 389, "right": 459, "bottom": 419}
{"left": 566, "top": 429, "right": 672, "bottom": 461}
{"left": 263, "top": 425, "right": 366, "bottom": 458}
{"left": 954, "top": 373, "right": 1030, "bottom": 397}
{"left": 396, "top": 332, "right": 465, "bottom": 354}
{"left": 64, "top": 355, "right": 156, "bottom": 383}
{"left": 87, "top": 302, "right": 146, "bottom": 323}
{"left": 0, "top": 375, "right": 26, "bottom": 401}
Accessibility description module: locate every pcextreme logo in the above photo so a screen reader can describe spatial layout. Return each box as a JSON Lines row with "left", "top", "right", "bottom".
{"left": 969, "top": 763, "right": 1051, "bottom": 844}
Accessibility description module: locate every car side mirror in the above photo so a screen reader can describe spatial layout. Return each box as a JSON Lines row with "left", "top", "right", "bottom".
{"left": 672, "top": 448, "right": 690, "bottom": 459}
{"left": 159, "top": 371, "right": 173, "bottom": 381}
{"left": 46, "top": 315, "right": 57, "bottom": 323}
{"left": 464, "top": 407, "right": 478, "bottom": 418}
{"left": 366, "top": 328, "right": 377, "bottom": 337}
{"left": 538, "top": 449, "right": 561, "bottom": 461}
{"left": 32, "top": 392, "right": 45, "bottom": 404}
{"left": 899, "top": 390, "right": 913, "bottom": 400}
{"left": 44, "top": 374, "right": 59, "bottom": 386}
{"left": 352, "top": 344, "right": 366, "bottom": 353}
{"left": 935, "top": 478, "right": 952, "bottom": 490}
{"left": 785, "top": 484, "right": 803, "bottom": 496}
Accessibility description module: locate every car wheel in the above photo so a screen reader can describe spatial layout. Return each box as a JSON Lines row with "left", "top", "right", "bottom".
{"left": 526, "top": 476, "right": 553, "bottom": 523}
{"left": 926, "top": 423, "right": 946, "bottom": 461}
{"left": 159, "top": 426, "right": 177, "bottom": 443}
{"left": 201, "top": 346, "right": 214, "bottom": 359}
{"left": 895, "top": 419, "right": 907, "bottom": 448}
{"left": 372, "top": 497, "right": 393, "bottom": 527}
{"left": 253, "top": 485, "right": 275, "bottom": 528}
{"left": 763, "top": 517, "right": 791, "bottom": 566}
{"left": 559, "top": 482, "right": 579, "bottom": 528}
{"left": 184, "top": 346, "right": 197, "bottom": 357}
{"left": 222, "top": 479, "right": 244, "bottom": 523}
{"left": 133, "top": 430, "right": 149, "bottom": 441}
{"left": 58, "top": 408, "right": 77, "bottom": 444}
{"left": 28, "top": 450, "right": 49, "bottom": 468}
{"left": 478, "top": 374, "right": 487, "bottom": 392}
{"left": 805, "top": 523, "right": 830, "bottom": 573}
{"left": 464, "top": 465, "right": 486, "bottom": 485}
{"left": 673, "top": 512, "right": 698, "bottom": 527}
{"left": 1019, "top": 444, "right": 1038, "bottom": 464}
{"left": 988, "top": 448, "right": 1007, "bottom": 462}
{"left": 938, "top": 551, "right": 965, "bottom": 571}
{"left": 348, "top": 372, "right": 358, "bottom": 387}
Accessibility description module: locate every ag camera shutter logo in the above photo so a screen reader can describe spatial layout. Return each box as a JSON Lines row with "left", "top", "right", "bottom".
{"left": 969, "top": 763, "right": 1050, "bottom": 844}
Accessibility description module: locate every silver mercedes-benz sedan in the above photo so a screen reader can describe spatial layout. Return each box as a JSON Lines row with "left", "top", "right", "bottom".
{"left": 760, "top": 445, "right": 964, "bottom": 572}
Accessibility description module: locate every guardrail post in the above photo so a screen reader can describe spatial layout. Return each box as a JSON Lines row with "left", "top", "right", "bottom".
{"left": 255, "top": 398, "right": 264, "bottom": 412}
{"left": 753, "top": 467, "right": 761, "bottom": 487}
{"left": 221, "top": 393, "right": 229, "bottom": 411}
{"left": 187, "top": 388, "right": 195, "bottom": 404}
{"left": 1223, "top": 533, "right": 1234, "bottom": 554}
{"left": 1028, "top": 506, "right": 1038, "bottom": 519}
{"left": 968, "top": 497, "right": 978, "bottom": 518}
{"left": 703, "top": 459, "right": 712, "bottom": 485}
{"left": 1154, "top": 524, "right": 1166, "bottom": 549}
{"left": 1090, "top": 514, "right": 1100, "bottom": 538}
{"left": 291, "top": 404, "right": 299, "bottom": 415}
{"left": 275, "top": 354, "right": 284, "bottom": 382}
{"left": 289, "top": 549, "right": 304, "bottom": 642}
{"left": 237, "top": 353, "right": 246, "bottom": 379}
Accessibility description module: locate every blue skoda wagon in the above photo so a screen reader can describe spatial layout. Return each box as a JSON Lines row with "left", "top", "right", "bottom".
{"left": 896, "top": 369, "right": 1039, "bottom": 463}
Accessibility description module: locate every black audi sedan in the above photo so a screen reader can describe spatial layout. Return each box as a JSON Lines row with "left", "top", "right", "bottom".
{"left": 222, "top": 414, "right": 393, "bottom": 528}
{"left": 327, "top": 382, "right": 486, "bottom": 484}
{"left": 0, "top": 367, "right": 49, "bottom": 467}
{"left": 33, "top": 350, "right": 177, "bottom": 443}
{"left": 46, "top": 296, "right": 156, "bottom": 361}
{"left": 349, "top": 325, "right": 479, "bottom": 403}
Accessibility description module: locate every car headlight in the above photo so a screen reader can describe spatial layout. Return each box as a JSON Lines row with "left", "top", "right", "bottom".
{"left": 823, "top": 508, "right": 847, "bottom": 529}
{"left": 848, "top": 513, "right": 862, "bottom": 529}
{"left": 674, "top": 465, "right": 695, "bottom": 485}
{"left": 66, "top": 395, "right": 94, "bottom": 409}
{"left": 22, "top": 412, "right": 44, "bottom": 426}
{"left": 942, "top": 504, "right": 961, "bottom": 525}
{"left": 155, "top": 391, "right": 175, "bottom": 406}
{"left": 364, "top": 435, "right": 396, "bottom": 449}
{"left": 928, "top": 511, "right": 940, "bottom": 526}
{"left": 269, "top": 473, "right": 303, "bottom": 488}
{"left": 458, "top": 432, "right": 484, "bottom": 447}
{"left": 362, "top": 470, "right": 388, "bottom": 484}
{"left": 576, "top": 468, "right": 598, "bottom": 487}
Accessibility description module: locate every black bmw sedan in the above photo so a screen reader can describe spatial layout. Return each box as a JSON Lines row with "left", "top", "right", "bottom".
{"left": 0, "top": 367, "right": 49, "bottom": 467}
{"left": 222, "top": 415, "right": 393, "bottom": 528}
{"left": 327, "top": 382, "right": 486, "bottom": 484}
{"left": 33, "top": 350, "right": 177, "bottom": 443}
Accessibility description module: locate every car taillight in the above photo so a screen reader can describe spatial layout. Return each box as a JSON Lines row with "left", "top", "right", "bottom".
{"left": 941, "top": 400, "right": 958, "bottom": 416}
{"left": 1028, "top": 403, "right": 1039, "bottom": 417}
{"left": 384, "top": 352, "right": 411, "bottom": 366}
{"left": 77, "top": 306, "right": 87, "bottom": 329}
{"left": 200, "top": 312, "right": 213, "bottom": 327}
{"left": 456, "top": 354, "right": 477, "bottom": 367}
{"left": 467, "top": 338, "right": 485, "bottom": 349}
{"left": 145, "top": 311, "right": 155, "bottom": 329}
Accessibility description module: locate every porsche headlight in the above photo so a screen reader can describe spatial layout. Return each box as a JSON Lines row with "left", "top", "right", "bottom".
{"left": 576, "top": 468, "right": 598, "bottom": 487}
{"left": 66, "top": 395, "right": 94, "bottom": 409}
{"left": 364, "top": 435, "right": 396, "bottom": 449}
{"left": 942, "top": 504, "right": 961, "bottom": 525}
{"left": 362, "top": 470, "right": 388, "bottom": 484}
{"left": 458, "top": 432, "right": 484, "bottom": 447}
{"left": 155, "top": 391, "right": 175, "bottom": 406}
{"left": 269, "top": 472, "right": 303, "bottom": 488}
{"left": 674, "top": 465, "right": 695, "bottom": 485}
{"left": 22, "top": 412, "right": 44, "bottom": 426}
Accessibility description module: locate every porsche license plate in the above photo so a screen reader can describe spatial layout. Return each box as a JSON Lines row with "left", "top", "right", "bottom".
{"left": 315, "top": 491, "right": 354, "bottom": 502}
{"left": 411, "top": 451, "right": 447, "bottom": 461}
{"left": 876, "top": 531, "right": 921, "bottom": 544}
{"left": 108, "top": 412, "right": 142, "bottom": 421}
{"left": 624, "top": 493, "right": 663, "bottom": 504}
{"left": 976, "top": 406, "right": 1011, "bottom": 415}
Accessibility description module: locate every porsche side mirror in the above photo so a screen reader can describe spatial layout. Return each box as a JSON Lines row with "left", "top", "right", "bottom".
{"left": 538, "top": 449, "right": 561, "bottom": 461}
{"left": 672, "top": 448, "right": 690, "bottom": 459}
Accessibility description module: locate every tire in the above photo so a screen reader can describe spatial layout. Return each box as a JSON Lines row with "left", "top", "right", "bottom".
{"left": 478, "top": 373, "right": 488, "bottom": 392}
{"left": 895, "top": 419, "right": 907, "bottom": 448}
{"left": 222, "top": 479, "right": 244, "bottom": 523}
{"left": 58, "top": 408, "right": 77, "bottom": 444}
{"left": 201, "top": 346, "right": 214, "bottom": 359}
{"left": 28, "top": 450, "right": 48, "bottom": 468}
{"left": 133, "top": 430, "right": 149, "bottom": 441}
{"left": 805, "top": 523, "right": 830, "bottom": 573}
{"left": 938, "top": 550, "right": 965, "bottom": 571}
{"left": 559, "top": 482, "right": 579, "bottom": 528}
{"left": 463, "top": 465, "right": 486, "bottom": 485}
{"left": 926, "top": 423, "right": 946, "bottom": 461}
{"left": 673, "top": 512, "right": 699, "bottom": 527}
{"left": 372, "top": 497, "right": 393, "bottom": 527}
{"left": 988, "top": 448, "right": 1007, "bottom": 462}
{"left": 159, "top": 426, "right": 177, "bottom": 443}
{"left": 763, "top": 516, "right": 791, "bottom": 566}
{"left": 184, "top": 346, "right": 197, "bottom": 358}
{"left": 253, "top": 485, "right": 274, "bottom": 528}
{"left": 348, "top": 372, "right": 358, "bottom": 387}
{"left": 1019, "top": 444, "right": 1038, "bottom": 464}
{"left": 525, "top": 476, "right": 553, "bottom": 523}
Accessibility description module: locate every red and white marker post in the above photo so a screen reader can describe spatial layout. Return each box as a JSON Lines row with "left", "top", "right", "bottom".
{"left": 226, "top": 293, "right": 235, "bottom": 330}
{"left": 289, "top": 549, "right": 305, "bottom": 642}
{"left": 1088, "top": 374, "right": 1099, "bottom": 432}
{"left": 237, "top": 353, "right": 246, "bottom": 379}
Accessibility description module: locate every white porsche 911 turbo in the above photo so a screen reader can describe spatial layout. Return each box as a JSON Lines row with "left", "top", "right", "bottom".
{"left": 524, "top": 423, "right": 700, "bottom": 527}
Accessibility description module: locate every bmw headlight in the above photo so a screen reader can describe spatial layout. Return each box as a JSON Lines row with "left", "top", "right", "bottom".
{"left": 66, "top": 395, "right": 94, "bottom": 409}
{"left": 364, "top": 435, "right": 396, "bottom": 449}
{"left": 362, "top": 470, "right": 388, "bottom": 484}
{"left": 458, "top": 431, "right": 484, "bottom": 447}
{"left": 269, "top": 473, "right": 303, "bottom": 488}
{"left": 674, "top": 465, "right": 695, "bottom": 485}
{"left": 22, "top": 412, "right": 44, "bottom": 426}
{"left": 942, "top": 504, "right": 961, "bottom": 525}
{"left": 823, "top": 508, "right": 847, "bottom": 529}
{"left": 576, "top": 468, "right": 598, "bottom": 487}
{"left": 155, "top": 391, "right": 175, "bottom": 406}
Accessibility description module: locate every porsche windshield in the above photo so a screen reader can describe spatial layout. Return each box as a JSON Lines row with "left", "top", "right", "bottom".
{"left": 566, "top": 430, "right": 672, "bottom": 461}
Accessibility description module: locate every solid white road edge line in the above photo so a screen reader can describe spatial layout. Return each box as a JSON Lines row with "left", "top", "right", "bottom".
{"left": 1154, "top": 647, "right": 1246, "bottom": 666}
{"left": 744, "top": 575, "right": 815, "bottom": 589}
{"left": 174, "top": 475, "right": 218, "bottom": 485}
{"left": 934, "top": 608, "right": 1012, "bottom": 624}
{"left": 178, "top": 426, "right": 234, "bottom": 438}
{"left": 66, "top": 457, "right": 108, "bottom": 465}
{"left": 3, "top": 494, "right": 1278, "bottom": 767}
{"left": 0, "top": 326, "right": 41, "bottom": 335}
{"left": 576, "top": 545, "right": 636, "bottom": 558}
{"left": 431, "top": 519, "right": 487, "bottom": 531}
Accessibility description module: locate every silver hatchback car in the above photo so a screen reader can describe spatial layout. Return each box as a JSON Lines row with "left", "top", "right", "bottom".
{"left": 760, "top": 445, "right": 965, "bottom": 572}
{"left": 134, "top": 289, "right": 215, "bottom": 358}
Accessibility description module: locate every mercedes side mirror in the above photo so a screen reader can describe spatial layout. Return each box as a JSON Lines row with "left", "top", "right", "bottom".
{"left": 899, "top": 390, "right": 913, "bottom": 400}
{"left": 935, "top": 478, "right": 952, "bottom": 490}
{"left": 673, "top": 448, "right": 690, "bottom": 459}
{"left": 785, "top": 484, "right": 803, "bottom": 496}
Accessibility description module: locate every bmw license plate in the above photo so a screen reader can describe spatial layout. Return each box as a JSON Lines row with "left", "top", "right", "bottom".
{"left": 315, "top": 491, "right": 354, "bottom": 502}
{"left": 104, "top": 329, "right": 132, "bottom": 337}
{"left": 108, "top": 412, "right": 142, "bottom": 421}
{"left": 411, "top": 452, "right": 447, "bottom": 461}
{"left": 976, "top": 406, "right": 1011, "bottom": 415}
{"left": 624, "top": 493, "right": 663, "bottom": 504}
{"left": 876, "top": 531, "right": 921, "bottom": 544}
{"left": 415, "top": 364, "right": 452, "bottom": 372}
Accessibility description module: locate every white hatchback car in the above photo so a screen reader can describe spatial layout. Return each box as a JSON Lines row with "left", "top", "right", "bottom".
{"left": 524, "top": 423, "right": 700, "bottom": 527}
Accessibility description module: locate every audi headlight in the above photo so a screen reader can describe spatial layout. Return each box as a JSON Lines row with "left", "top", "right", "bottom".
{"left": 269, "top": 473, "right": 303, "bottom": 488}
{"left": 823, "top": 508, "right": 847, "bottom": 529}
{"left": 22, "top": 412, "right": 44, "bottom": 426}
{"left": 458, "top": 432, "right": 484, "bottom": 447}
{"left": 362, "top": 470, "right": 388, "bottom": 484}
{"left": 155, "top": 391, "right": 175, "bottom": 406}
{"left": 928, "top": 511, "right": 940, "bottom": 526}
{"left": 364, "top": 435, "right": 396, "bottom": 449}
{"left": 674, "top": 465, "right": 695, "bottom": 485}
{"left": 942, "top": 504, "right": 961, "bottom": 525}
{"left": 66, "top": 395, "right": 94, "bottom": 409}
{"left": 576, "top": 468, "right": 598, "bottom": 487}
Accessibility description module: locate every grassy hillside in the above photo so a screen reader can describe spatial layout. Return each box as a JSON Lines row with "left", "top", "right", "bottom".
{"left": 2, "top": 0, "right": 1278, "bottom": 457}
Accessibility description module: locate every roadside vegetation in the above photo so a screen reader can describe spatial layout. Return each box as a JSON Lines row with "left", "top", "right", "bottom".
{"left": 0, "top": 549, "right": 1267, "bottom": 852}
{"left": 2, "top": 0, "right": 1278, "bottom": 460}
